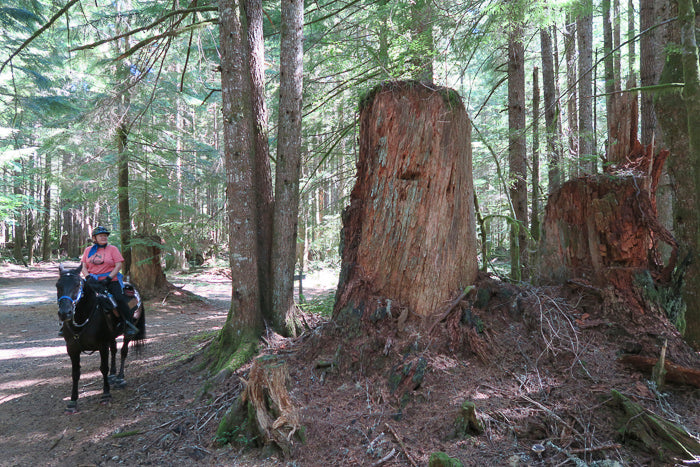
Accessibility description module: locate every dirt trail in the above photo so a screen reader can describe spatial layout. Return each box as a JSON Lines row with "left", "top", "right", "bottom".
{"left": 0, "top": 262, "right": 336, "bottom": 466}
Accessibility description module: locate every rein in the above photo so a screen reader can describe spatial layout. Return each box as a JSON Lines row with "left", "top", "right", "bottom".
{"left": 58, "top": 278, "right": 90, "bottom": 330}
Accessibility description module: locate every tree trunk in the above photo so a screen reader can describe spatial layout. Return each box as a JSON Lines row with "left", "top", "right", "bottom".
{"left": 656, "top": 0, "right": 700, "bottom": 349}
{"left": 531, "top": 67, "right": 541, "bottom": 245}
{"left": 540, "top": 26, "right": 561, "bottom": 193}
{"left": 211, "top": 0, "right": 263, "bottom": 374}
{"left": 244, "top": 0, "right": 274, "bottom": 323}
{"left": 117, "top": 123, "right": 131, "bottom": 275}
{"left": 508, "top": 22, "right": 528, "bottom": 281}
{"left": 41, "top": 152, "right": 51, "bottom": 261}
{"left": 334, "top": 82, "right": 478, "bottom": 328}
{"left": 677, "top": 0, "right": 700, "bottom": 348}
{"left": 129, "top": 234, "right": 168, "bottom": 298}
{"left": 577, "top": 1, "right": 595, "bottom": 173}
{"left": 271, "top": 0, "right": 304, "bottom": 337}
{"left": 564, "top": 14, "right": 578, "bottom": 176}
{"left": 410, "top": 0, "right": 434, "bottom": 83}
{"left": 640, "top": 0, "right": 661, "bottom": 144}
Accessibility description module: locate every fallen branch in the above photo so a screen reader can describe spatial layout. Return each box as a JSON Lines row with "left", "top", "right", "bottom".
{"left": 371, "top": 448, "right": 396, "bottom": 466}
{"left": 428, "top": 287, "right": 473, "bottom": 334}
{"left": 569, "top": 443, "right": 622, "bottom": 454}
{"left": 385, "top": 423, "right": 418, "bottom": 467}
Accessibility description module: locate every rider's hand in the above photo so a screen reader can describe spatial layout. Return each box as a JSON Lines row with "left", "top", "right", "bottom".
{"left": 100, "top": 277, "right": 112, "bottom": 287}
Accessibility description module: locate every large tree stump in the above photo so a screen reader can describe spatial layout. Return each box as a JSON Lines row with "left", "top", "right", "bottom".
{"left": 334, "top": 81, "right": 478, "bottom": 326}
{"left": 129, "top": 233, "right": 168, "bottom": 298}
{"left": 537, "top": 141, "right": 676, "bottom": 289}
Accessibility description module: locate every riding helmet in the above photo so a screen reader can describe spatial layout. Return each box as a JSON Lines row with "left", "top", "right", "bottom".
{"left": 92, "top": 226, "right": 110, "bottom": 236}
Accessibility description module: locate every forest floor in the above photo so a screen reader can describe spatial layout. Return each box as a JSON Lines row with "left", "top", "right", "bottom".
{"left": 0, "top": 261, "right": 699, "bottom": 466}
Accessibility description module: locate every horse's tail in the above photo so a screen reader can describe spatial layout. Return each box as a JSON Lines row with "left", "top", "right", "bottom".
{"left": 131, "top": 304, "right": 147, "bottom": 349}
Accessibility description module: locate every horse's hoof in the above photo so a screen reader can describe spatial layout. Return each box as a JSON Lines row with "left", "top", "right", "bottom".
{"left": 108, "top": 374, "right": 117, "bottom": 384}
{"left": 65, "top": 402, "right": 78, "bottom": 415}
{"left": 112, "top": 378, "right": 126, "bottom": 389}
{"left": 100, "top": 394, "right": 112, "bottom": 405}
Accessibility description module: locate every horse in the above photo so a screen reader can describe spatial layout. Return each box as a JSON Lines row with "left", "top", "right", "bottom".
{"left": 56, "top": 264, "right": 146, "bottom": 414}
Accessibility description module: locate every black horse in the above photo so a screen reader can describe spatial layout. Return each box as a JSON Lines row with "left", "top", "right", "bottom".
{"left": 56, "top": 264, "right": 146, "bottom": 414}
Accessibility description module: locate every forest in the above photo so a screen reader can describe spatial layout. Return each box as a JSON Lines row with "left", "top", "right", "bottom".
{"left": 1, "top": 0, "right": 700, "bottom": 465}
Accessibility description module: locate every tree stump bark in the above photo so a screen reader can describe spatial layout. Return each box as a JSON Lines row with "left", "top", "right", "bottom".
{"left": 129, "top": 233, "right": 168, "bottom": 298}
{"left": 334, "top": 81, "right": 478, "bottom": 327}
{"left": 537, "top": 141, "right": 676, "bottom": 289}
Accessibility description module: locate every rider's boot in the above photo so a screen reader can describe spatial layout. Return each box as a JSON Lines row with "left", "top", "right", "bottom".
{"left": 120, "top": 308, "right": 139, "bottom": 337}
{"left": 122, "top": 319, "right": 138, "bottom": 337}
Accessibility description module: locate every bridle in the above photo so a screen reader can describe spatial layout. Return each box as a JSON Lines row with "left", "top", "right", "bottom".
{"left": 58, "top": 275, "right": 88, "bottom": 328}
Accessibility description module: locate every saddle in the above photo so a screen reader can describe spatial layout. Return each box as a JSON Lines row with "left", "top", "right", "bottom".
{"left": 94, "top": 282, "right": 142, "bottom": 321}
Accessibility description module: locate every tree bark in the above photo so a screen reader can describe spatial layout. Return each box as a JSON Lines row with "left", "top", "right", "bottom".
{"left": 116, "top": 123, "right": 131, "bottom": 275}
{"left": 656, "top": 0, "right": 700, "bottom": 349}
{"left": 531, "top": 66, "right": 540, "bottom": 245}
{"left": 271, "top": 0, "right": 304, "bottom": 337}
{"left": 244, "top": 0, "right": 274, "bottom": 323}
{"left": 537, "top": 142, "right": 676, "bottom": 290}
{"left": 640, "top": 0, "right": 662, "bottom": 145}
{"left": 508, "top": 22, "right": 528, "bottom": 281}
{"left": 564, "top": 14, "right": 578, "bottom": 176}
{"left": 334, "top": 82, "right": 478, "bottom": 327}
{"left": 41, "top": 152, "right": 51, "bottom": 261}
{"left": 212, "top": 0, "right": 263, "bottom": 373}
{"left": 677, "top": 0, "right": 700, "bottom": 348}
{"left": 540, "top": 26, "right": 561, "bottom": 193}
{"left": 577, "top": 1, "right": 595, "bottom": 173}
{"left": 410, "top": 0, "right": 434, "bottom": 83}
{"left": 129, "top": 233, "right": 168, "bottom": 298}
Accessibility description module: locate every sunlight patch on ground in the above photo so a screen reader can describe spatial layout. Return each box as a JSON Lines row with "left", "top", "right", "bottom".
{"left": 0, "top": 288, "right": 55, "bottom": 306}
{"left": 0, "top": 346, "right": 65, "bottom": 360}
{"left": 0, "top": 393, "right": 27, "bottom": 405}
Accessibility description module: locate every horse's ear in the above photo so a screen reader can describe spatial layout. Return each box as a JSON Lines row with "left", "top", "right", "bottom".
{"left": 73, "top": 265, "right": 82, "bottom": 275}
{"left": 59, "top": 264, "right": 65, "bottom": 274}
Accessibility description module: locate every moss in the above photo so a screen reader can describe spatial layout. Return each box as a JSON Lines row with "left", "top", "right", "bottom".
{"left": 205, "top": 329, "right": 259, "bottom": 375}
{"left": 428, "top": 452, "right": 463, "bottom": 467}
{"left": 454, "top": 400, "right": 484, "bottom": 437}
{"left": 214, "top": 396, "right": 257, "bottom": 448}
{"left": 358, "top": 80, "right": 464, "bottom": 113}
{"left": 635, "top": 268, "right": 687, "bottom": 335}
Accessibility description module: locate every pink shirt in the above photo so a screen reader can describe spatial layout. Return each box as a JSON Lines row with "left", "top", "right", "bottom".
{"left": 81, "top": 244, "right": 125, "bottom": 279}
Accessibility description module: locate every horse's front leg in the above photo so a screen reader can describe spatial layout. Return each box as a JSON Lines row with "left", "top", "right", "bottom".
{"left": 99, "top": 345, "right": 111, "bottom": 405}
{"left": 66, "top": 350, "right": 80, "bottom": 414}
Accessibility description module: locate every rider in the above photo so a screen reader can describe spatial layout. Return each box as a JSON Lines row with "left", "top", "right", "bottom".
{"left": 81, "top": 226, "right": 138, "bottom": 337}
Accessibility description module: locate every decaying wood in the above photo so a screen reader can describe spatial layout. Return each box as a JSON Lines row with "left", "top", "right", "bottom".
{"left": 610, "top": 389, "right": 700, "bottom": 461}
{"left": 619, "top": 354, "right": 700, "bottom": 388}
{"left": 537, "top": 139, "right": 676, "bottom": 289}
{"left": 334, "top": 81, "right": 478, "bottom": 325}
{"left": 242, "top": 355, "right": 302, "bottom": 456}
{"left": 454, "top": 400, "right": 484, "bottom": 436}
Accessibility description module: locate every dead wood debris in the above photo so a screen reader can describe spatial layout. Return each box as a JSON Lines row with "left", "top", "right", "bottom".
{"left": 619, "top": 354, "right": 700, "bottom": 388}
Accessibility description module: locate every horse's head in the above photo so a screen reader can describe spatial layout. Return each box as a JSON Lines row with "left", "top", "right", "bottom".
{"left": 57, "top": 264, "right": 84, "bottom": 322}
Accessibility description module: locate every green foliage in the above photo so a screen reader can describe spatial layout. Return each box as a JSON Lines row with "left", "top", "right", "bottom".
{"left": 298, "top": 292, "right": 335, "bottom": 318}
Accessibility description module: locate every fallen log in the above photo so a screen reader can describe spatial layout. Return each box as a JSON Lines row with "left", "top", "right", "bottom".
{"left": 619, "top": 354, "right": 700, "bottom": 388}
{"left": 610, "top": 389, "right": 700, "bottom": 461}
